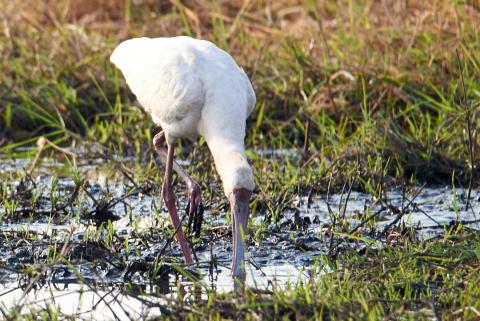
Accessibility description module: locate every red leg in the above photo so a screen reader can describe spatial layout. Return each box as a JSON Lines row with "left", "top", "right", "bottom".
{"left": 153, "top": 131, "right": 203, "bottom": 234}
{"left": 162, "top": 141, "right": 193, "bottom": 264}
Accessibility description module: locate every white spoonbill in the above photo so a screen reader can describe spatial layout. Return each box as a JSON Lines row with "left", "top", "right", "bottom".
{"left": 110, "top": 36, "right": 256, "bottom": 278}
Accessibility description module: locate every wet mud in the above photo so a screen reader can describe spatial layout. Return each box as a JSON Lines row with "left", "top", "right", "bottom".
{"left": 0, "top": 156, "right": 479, "bottom": 319}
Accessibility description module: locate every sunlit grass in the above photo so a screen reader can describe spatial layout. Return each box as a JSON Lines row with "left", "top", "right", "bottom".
{"left": 1, "top": 0, "right": 480, "bottom": 320}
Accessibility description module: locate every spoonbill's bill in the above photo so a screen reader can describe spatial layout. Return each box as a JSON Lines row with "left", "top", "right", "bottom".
{"left": 110, "top": 36, "right": 255, "bottom": 278}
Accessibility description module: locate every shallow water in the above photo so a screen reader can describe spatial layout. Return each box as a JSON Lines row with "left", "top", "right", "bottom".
{"left": 0, "top": 156, "right": 479, "bottom": 319}
{"left": 0, "top": 262, "right": 309, "bottom": 320}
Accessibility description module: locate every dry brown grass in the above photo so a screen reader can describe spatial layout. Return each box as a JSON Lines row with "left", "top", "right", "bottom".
{"left": 0, "top": 0, "right": 479, "bottom": 185}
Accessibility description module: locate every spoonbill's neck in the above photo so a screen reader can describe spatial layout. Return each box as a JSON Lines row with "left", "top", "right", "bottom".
{"left": 205, "top": 137, "right": 254, "bottom": 197}
{"left": 206, "top": 136, "right": 254, "bottom": 278}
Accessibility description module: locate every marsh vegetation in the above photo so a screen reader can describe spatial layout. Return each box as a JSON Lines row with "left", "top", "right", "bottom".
{"left": 0, "top": 0, "right": 479, "bottom": 320}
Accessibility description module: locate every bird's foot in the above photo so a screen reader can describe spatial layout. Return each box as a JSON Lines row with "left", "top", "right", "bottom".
{"left": 186, "top": 181, "right": 204, "bottom": 238}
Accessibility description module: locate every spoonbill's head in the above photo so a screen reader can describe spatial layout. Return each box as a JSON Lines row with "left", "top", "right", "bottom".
{"left": 229, "top": 187, "right": 252, "bottom": 279}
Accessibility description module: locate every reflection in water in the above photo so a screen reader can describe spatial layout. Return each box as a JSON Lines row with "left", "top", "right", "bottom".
{"left": 0, "top": 263, "right": 308, "bottom": 320}
{"left": 1, "top": 157, "right": 480, "bottom": 320}
{"left": 1, "top": 283, "right": 165, "bottom": 320}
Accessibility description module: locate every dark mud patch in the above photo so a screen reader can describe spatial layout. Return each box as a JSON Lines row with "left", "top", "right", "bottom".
{"left": 1, "top": 158, "right": 479, "bottom": 319}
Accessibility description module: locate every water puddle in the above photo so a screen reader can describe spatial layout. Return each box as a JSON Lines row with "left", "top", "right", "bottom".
{"left": 0, "top": 262, "right": 308, "bottom": 320}
{"left": 0, "top": 155, "right": 479, "bottom": 319}
{"left": 0, "top": 284, "right": 165, "bottom": 320}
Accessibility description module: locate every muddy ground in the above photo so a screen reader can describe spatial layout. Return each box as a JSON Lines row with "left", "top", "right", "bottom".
{"left": 0, "top": 156, "right": 479, "bottom": 320}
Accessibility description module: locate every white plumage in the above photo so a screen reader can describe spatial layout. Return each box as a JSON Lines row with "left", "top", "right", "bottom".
{"left": 111, "top": 36, "right": 256, "bottom": 279}
{"left": 111, "top": 36, "right": 255, "bottom": 196}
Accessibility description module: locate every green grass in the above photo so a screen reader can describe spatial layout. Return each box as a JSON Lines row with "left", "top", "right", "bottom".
{"left": 1, "top": 0, "right": 480, "bottom": 320}
{"left": 1, "top": 227, "right": 479, "bottom": 320}
{"left": 159, "top": 231, "right": 480, "bottom": 320}
{"left": 1, "top": 1, "right": 479, "bottom": 193}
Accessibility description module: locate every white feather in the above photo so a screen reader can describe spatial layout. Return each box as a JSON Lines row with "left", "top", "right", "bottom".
{"left": 111, "top": 36, "right": 256, "bottom": 196}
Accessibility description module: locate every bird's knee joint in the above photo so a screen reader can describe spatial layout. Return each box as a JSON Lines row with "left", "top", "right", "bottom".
{"left": 153, "top": 137, "right": 163, "bottom": 150}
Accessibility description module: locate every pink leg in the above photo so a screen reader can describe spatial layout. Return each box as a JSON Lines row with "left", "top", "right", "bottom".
{"left": 153, "top": 131, "right": 203, "bottom": 235}
{"left": 160, "top": 139, "right": 193, "bottom": 264}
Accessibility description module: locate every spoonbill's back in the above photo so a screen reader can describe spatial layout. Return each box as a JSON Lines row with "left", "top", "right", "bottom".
{"left": 110, "top": 36, "right": 255, "bottom": 278}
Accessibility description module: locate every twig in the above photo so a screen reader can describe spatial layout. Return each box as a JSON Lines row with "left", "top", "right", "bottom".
{"left": 28, "top": 137, "right": 78, "bottom": 173}
{"left": 375, "top": 184, "right": 425, "bottom": 242}
{"left": 341, "top": 170, "right": 358, "bottom": 220}
{"left": 455, "top": 49, "right": 475, "bottom": 211}
{"left": 303, "top": 118, "right": 311, "bottom": 156}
